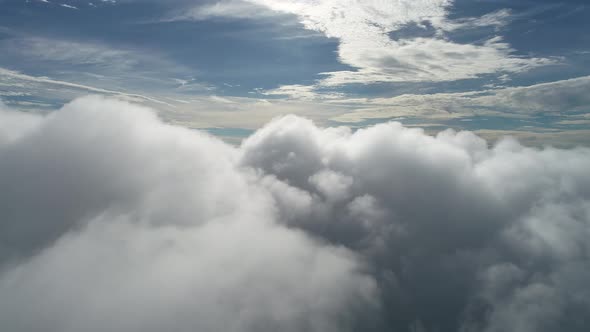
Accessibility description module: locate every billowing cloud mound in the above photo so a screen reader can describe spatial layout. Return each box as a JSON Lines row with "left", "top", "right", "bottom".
{"left": 0, "top": 97, "right": 376, "bottom": 332}
{"left": 1, "top": 96, "right": 590, "bottom": 332}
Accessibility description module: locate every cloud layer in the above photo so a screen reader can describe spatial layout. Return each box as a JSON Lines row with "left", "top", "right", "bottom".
{"left": 1, "top": 96, "right": 590, "bottom": 332}
{"left": 329, "top": 75, "right": 590, "bottom": 122}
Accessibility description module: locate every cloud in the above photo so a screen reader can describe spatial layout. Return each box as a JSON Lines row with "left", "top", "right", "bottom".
{"left": 0, "top": 101, "right": 43, "bottom": 143}
{"left": 0, "top": 67, "right": 173, "bottom": 107}
{"left": 482, "top": 75, "right": 590, "bottom": 113}
{"left": 261, "top": 84, "right": 344, "bottom": 101}
{"left": 59, "top": 3, "right": 78, "bottom": 9}
{"left": 331, "top": 75, "right": 590, "bottom": 122}
{"left": 442, "top": 9, "right": 513, "bottom": 31}
{"left": 237, "top": 0, "right": 554, "bottom": 84}
{"left": 1, "top": 37, "right": 139, "bottom": 69}
{"left": 0, "top": 36, "right": 207, "bottom": 102}
{"left": 240, "top": 115, "right": 590, "bottom": 331}
{"left": 0, "top": 96, "right": 376, "bottom": 332}
{"left": 1, "top": 96, "right": 590, "bottom": 331}
{"left": 164, "top": 0, "right": 281, "bottom": 21}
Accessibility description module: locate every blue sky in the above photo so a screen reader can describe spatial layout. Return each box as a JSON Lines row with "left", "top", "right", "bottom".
{"left": 1, "top": 0, "right": 589, "bottom": 145}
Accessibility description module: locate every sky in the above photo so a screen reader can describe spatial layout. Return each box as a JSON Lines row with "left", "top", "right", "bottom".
{"left": 2, "top": 2, "right": 590, "bottom": 332}
{"left": 0, "top": 0, "right": 589, "bottom": 145}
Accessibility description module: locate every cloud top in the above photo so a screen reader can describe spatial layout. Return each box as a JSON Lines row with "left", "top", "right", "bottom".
{"left": 1, "top": 96, "right": 590, "bottom": 331}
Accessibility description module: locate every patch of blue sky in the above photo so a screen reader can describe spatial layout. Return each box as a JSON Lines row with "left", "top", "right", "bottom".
{"left": 203, "top": 127, "right": 254, "bottom": 138}
{"left": 0, "top": 0, "right": 349, "bottom": 95}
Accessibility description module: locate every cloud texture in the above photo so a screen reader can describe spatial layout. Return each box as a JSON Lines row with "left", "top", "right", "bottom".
{"left": 1, "top": 96, "right": 590, "bottom": 332}
{"left": 240, "top": 0, "right": 553, "bottom": 84}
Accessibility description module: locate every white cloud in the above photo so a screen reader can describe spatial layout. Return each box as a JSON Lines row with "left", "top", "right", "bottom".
{"left": 165, "top": 0, "right": 281, "bottom": 21}
{"left": 441, "top": 8, "right": 513, "bottom": 31}
{"left": 240, "top": 113, "right": 590, "bottom": 331}
{"left": 2, "top": 96, "right": 590, "bottom": 331}
{"left": 480, "top": 75, "right": 590, "bottom": 113}
{"left": 60, "top": 3, "right": 78, "bottom": 9}
{"left": 2, "top": 37, "right": 138, "bottom": 69}
{"left": 0, "top": 36, "right": 206, "bottom": 99}
{"left": 0, "top": 101, "right": 43, "bottom": 144}
{"left": 239, "top": 0, "right": 554, "bottom": 84}
{"left": 154, "top": 95, "right": 353, "bottom": 129}
{"left": 0, "top": 67, "right": 173, "bottom": 106}
{"left": 0, "top": 96, "right": 376, "bottom": 332}
{"left": 262, "top": 84, "right": 343, "bottom": 100}
{"left": 330, "top": 75, "right": 590, "bottom": 122}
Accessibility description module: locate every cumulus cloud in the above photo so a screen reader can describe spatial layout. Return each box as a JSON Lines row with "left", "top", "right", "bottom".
{"left": 0, "top": 101, "right": 42, "bottom": 143}
{"left": 1, "top": 96, "right": 590, "bottom": 332}
{"left": 0, "top": 96, "right": 376, "bottom": 332}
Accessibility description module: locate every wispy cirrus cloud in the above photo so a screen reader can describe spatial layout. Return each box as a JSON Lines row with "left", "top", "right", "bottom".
{"left": 0, "top": 35, "right": 214, "bottom": 107}
{"left": 0, "top": 36, "right": 192, "bottom": 80}
{"left": 0, "top": 67, "right": 173, "bottom": 107}
{"left": 163, "top": 0, "right": 282, "bottom": 22}
{"left": 12, "top": 37, "right": 130, "bottom": 64}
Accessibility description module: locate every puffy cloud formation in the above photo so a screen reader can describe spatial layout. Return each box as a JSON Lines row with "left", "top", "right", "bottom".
{"left": 0, "top": 97, "right": 375, "bottom": 332}
{"left": 1, "top": 96, "right": 590, "bottom": 332}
